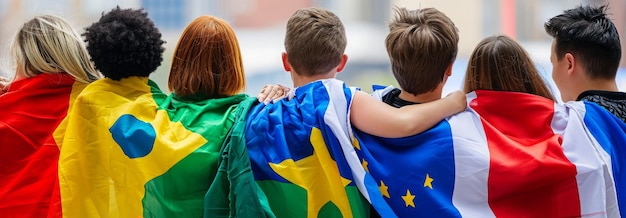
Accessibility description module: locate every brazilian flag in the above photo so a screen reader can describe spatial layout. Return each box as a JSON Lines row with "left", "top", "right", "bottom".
{"left": 58, "top": 77, "right": 272, "bottom": 217}
{"left": 244, "top": 79, "right": 373, "bottom": 218}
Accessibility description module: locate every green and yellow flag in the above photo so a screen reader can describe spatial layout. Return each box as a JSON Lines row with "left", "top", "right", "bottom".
{"left": 58, "top": 76, "right": 272, "bottom": 217}
{"left": 244, "top": 79, "right": 372, "bottom": 217}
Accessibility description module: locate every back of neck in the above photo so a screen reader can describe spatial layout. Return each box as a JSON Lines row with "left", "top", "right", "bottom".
{"left": 398, "top": 89, "right": 443, "bottom": 103}
{"left": 580, "top": 79, "right": 619, "bottom": 93}
{"left": 291, "top": 71, "right": 338, "bottom": 87}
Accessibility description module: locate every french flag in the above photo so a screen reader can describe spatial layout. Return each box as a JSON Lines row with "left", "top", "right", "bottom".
{"left": 351, "top": 88, "right": 626, "bottom": 217}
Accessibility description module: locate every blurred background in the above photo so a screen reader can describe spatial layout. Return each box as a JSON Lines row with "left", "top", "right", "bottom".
{"left": 0, "top": 0, "right": 625, "bottom": 102}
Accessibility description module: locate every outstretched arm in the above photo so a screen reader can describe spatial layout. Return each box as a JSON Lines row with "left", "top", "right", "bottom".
{"left": 350, "top": 90, "right": 466, "bottom": 138}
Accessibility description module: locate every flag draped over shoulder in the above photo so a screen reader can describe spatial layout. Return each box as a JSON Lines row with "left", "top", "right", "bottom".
{"left": 204, "top": 97, "right": 275, "bottom": 218}
{"left": 58, "top": 76, "right": 271, "bottom": 217}
{"left": 354, "top": 89, "right": 626, "bottom": 217}
{"left": 0, "top": 73, "right": 86, "bottom": 217}
{"left": 245, "top": 78, "right": 378, "bottom": 218}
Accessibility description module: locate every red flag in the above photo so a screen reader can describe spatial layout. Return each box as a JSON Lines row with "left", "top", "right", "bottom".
{"left": 471, "top": 91, "right": 581, "bottom": 217}
{"left": 0, "top": 73, "right": 82, "bottom": 217}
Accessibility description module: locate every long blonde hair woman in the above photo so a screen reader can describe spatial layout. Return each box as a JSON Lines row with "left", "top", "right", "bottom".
{"left": 0, "top": 15, "right": 101, "bottom": 217}
{"left": 10, "top": 15, "right": 101, "bottom": 82}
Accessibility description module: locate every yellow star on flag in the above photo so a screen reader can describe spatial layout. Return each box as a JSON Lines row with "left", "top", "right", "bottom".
{"left": 424, "top": 173, "right": 434, "bottom": 189}
{"left": 361, "top": 158, "right": 369, "bottom": 172}
{"left": 379, "top": 180, "right": 390, "bottom": 198}
{"left": 401, "top": 189, "right": 415, "bottom": 208}
{"left": 269, "top": 127, "right": 353, "bottom": 217}
{"left": 351, "top": 133, "right": 361, "bottom": 150}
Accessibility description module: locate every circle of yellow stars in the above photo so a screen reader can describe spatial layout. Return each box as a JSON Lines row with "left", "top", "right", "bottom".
{"left": 352, "top": 133, "right": 435, "bottom": 208}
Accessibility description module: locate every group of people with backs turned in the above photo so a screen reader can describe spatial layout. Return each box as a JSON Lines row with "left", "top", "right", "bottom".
{"left": 0, "top": 2, "right": 624, "bottom": 218}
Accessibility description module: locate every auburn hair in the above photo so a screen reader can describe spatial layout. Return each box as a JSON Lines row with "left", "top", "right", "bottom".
{"left": 168, "top": 16, "right": 245, "bottom": 97}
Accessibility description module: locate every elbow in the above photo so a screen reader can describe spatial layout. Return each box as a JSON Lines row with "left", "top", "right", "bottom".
{"left": 402, "top": 121, "right": 423, "bottom": 136}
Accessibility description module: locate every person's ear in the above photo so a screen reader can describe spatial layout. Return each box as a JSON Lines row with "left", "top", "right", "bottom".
{"left": 440, "top": 62, "right": 454, "bottom": 85}
{"left": 336, "top": 54, "right": 348, "bottom": 72}
{"left": 565, "top": 53, "right": 575, "bottom": 76}
{"left": 445, "top": 62, "right": 453, "bottom": 76}
{"left": 282, "top": 52, "right": 291, "bottom": 72}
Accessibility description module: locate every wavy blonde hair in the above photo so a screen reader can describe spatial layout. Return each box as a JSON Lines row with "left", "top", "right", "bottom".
{"left": 11, "top": 15, "right": 101, "bottom": 83}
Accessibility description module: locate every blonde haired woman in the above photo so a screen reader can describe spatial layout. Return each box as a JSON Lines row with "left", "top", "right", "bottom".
{"left": 0, "top": 15, "right": 101, "bottom": 217}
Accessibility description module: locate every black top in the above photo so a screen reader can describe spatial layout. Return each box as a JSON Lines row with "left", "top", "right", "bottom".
{"left": 576, "top": 90, "right": 626, "bottom": 123}
{"left": 381, "top": 88, "right": 420, "bottom": 108}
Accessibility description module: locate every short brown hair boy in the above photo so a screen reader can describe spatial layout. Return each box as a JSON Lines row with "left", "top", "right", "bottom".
{"left": 385, "top": 7, "right": 459, "bottom": 95}
{"left": 284, "top": 7, "right": 347, "bottom": 76}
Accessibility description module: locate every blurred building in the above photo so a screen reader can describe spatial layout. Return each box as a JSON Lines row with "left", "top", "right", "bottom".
{"left": 2, "top": 0, "right": 623, "bottom": 64}
{"left": 393, "top": 0, "right": 626, "bottom": 64}
{"left": 0, "top": 0, "right": 624, "bottom": 91}
{"left": 138, "top": 0, "right": 392, "bottom": 91}
{"left": 140, "top": 0, "right": 389, "bottom": 29}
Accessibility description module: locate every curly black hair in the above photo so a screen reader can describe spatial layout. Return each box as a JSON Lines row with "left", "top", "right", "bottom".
{"left": 83, "top": 6, "right": 165, "bottom": 80}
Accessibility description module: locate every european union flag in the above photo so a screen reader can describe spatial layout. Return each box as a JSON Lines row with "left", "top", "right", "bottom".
{"left": 354, "top": 121, "right": 460, "bottom": 217}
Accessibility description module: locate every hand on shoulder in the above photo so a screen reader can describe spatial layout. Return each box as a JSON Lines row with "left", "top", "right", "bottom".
{"left": 257, "top": 84, "right": 291, "bottom": 104}
{"left": 444, "top": 90, "right": 467, "bottom": 114}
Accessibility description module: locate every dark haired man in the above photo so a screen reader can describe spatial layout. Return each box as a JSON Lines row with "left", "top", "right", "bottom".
{"left": 545, "top": 5, "right": 626, "bottom": 122}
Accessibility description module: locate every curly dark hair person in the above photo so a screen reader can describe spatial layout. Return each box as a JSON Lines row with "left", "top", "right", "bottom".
{"left": 83, "top": 6, "right": 165, "bottom": 80}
